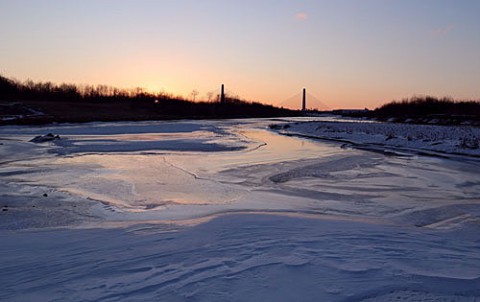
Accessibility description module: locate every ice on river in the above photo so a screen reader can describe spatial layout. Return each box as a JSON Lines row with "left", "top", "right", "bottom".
{"left": 1, "top": 118, "right": 480, "bottom": 301}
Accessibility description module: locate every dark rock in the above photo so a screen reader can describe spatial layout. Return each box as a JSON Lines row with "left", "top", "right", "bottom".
{"left": 30, "top": 133, "right": 61, "bottom": 143}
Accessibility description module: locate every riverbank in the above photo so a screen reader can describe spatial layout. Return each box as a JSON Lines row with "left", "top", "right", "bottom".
{"left": 0, "top": 99, "right": 298, "bottom": 125}
{"left": 273, "top": 120, "right": 480, "bottom": 158}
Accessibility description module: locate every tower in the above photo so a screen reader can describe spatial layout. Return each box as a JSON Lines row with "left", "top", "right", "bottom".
{"left": 220, "top": 84, "right": 225, "bottom": 103}
{"left": 302, "top": 88, "right": 306, "bottom": 112}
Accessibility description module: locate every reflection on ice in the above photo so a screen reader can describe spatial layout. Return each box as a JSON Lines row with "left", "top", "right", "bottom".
{"left": 1, "top": 119, "right": 480, "bottom": 229}
{"left": 58, "top": 154, "right": 246, "bottom": 207}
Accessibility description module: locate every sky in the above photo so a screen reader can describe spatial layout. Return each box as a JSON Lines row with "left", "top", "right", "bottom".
{"left": 1, "top": 0, "right": 479, "bottom": 109}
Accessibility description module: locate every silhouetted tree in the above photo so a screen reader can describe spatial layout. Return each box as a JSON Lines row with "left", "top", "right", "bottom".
{"left": 0, "top": 74, "right": 297, "bottom": 124}
{"left": 375, "top": 96, "right": 480, "bottom": 118}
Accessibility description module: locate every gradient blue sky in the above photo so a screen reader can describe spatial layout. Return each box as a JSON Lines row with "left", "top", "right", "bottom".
{"left": 1, "top": 0, "right": 479, "bottom": 109}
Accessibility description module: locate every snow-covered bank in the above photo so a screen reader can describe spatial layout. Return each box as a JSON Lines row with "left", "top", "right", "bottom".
{"left": 275, "top": 120, "right": 480, "bottom": 157}
{"left": 2, "top": 214, "right": 480, "bottom": 302}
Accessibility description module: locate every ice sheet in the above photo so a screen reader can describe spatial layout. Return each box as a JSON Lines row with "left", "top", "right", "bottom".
{"left": 1, "top": 119, "right": 480, "bottom": 228}
{"left": 2, "top": 118, "right": 480, "bottom": 301}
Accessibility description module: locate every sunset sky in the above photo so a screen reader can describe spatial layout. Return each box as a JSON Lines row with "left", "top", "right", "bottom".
{"left": 1, "top": 0, "right": 479, "bottom": 109}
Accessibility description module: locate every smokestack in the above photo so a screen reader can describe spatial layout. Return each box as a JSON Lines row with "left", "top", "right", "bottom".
{"left": 220, "top": 84, "right": 225, "bottom": 103}
{"left": 302, "top": 88, "right": 306, "bottom": 112}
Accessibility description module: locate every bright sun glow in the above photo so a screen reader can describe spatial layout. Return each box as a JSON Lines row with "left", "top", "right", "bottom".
{"left": 1, "top": 1, "right": 479, "bottom": 108}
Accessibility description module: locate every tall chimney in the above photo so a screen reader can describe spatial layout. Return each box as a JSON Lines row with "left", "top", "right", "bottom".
{"left": 302, "top": 88, "right": 306, "bottom": 112}
{"left": 220, "top": 84, "right": 225, "bottom": 103}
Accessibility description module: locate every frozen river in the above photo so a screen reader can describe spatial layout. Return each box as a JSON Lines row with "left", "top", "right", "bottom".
{"left": 1, "top": 118, "right": 479, "bottom": 228}
{"left": 1, "top": 118, "right": 480, "bottom": 301}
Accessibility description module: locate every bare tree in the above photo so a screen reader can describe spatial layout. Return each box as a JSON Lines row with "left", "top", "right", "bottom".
{"left": 206, "top": 92, "right": 213, "bottom": 102}
{"left": 191, "top": 90, "right": 199, "bottom": 102}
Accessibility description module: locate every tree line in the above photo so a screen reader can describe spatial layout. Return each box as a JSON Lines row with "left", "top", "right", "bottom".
{"left": 0, "top": 75, "right": 184, "bottom": 102}
{"left": 0, "top": 75, "right": 296, "bottom": 124}
{"left": 374, "top": 96, "right": 480, "bottom": 118}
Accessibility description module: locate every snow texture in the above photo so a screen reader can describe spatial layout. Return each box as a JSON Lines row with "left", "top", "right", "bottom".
{"left": 1, "top": 118, "right": 480, "bottom": 301}
{"left": 278, "top": 120, "right": 480, "bottom": 157}
{"left": 1, "top": 215, "right": 480, "bottom": 301}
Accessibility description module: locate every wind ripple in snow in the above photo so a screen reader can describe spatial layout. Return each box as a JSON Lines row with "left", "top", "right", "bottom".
{"left": 2, "top": 214, "right": 480, "bottom": 301}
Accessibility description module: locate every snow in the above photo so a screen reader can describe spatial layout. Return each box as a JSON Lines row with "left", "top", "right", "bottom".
{"left": 277, "top": 120, "right": 480, "bottom": 157}
{"left": 2, "top": 215, "right": 480, "bottom": 301}
{"left": 1, "top": 118, "right": 480, "bottom": 301}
